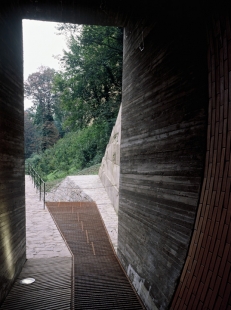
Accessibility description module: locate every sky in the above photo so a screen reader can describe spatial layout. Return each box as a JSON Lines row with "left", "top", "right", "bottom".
{"left": 23, "top": 19, "right": 68, "bottom": 109}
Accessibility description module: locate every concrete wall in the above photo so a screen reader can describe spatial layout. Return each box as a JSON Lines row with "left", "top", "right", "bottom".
{"left": 99, "top": 106, "right": 121, "bottom": 213}
{"left": 0, "top": 2, "right": 230, "bottom": 309}
{"left": 118, "top": 13, "right": 208, "bottom": 310}
{"left": 171, "top": 13, "right": 231, "bottom": 310}
{"left": 0, "top": 7, "right": 26, "bottom": 304}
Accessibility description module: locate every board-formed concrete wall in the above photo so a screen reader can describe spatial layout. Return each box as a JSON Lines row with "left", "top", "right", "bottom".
{"left": 118, "top": 14, "right": 208, "bottom": 310}
{"left": 0, "top": 7, "right": 26, "bottom": 304}
{"left": 99, "top": 106, "right": 121, "bottom": 213}
{"left": 0, "top": 2, "right": 231, "bottom": 309}
{"left": 171, "top": 13, "right": 231, "bottom": 310}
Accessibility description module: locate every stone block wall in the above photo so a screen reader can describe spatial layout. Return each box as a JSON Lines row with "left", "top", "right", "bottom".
{"left": 99, "top": 106, "right": 121, "bottom": 213}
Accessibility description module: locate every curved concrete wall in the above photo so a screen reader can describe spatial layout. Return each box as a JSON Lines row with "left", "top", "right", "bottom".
{"left": 99, "top": 106, "right": 121, "bottom": 214}
{"left": 118, "top": 14, "right": 208, "bottom": 310}
{"left": 0, "top": 2, "right": 230, "bottom": 309}
{"left": 171, "top": 14, "right": 231, "bottom": 310}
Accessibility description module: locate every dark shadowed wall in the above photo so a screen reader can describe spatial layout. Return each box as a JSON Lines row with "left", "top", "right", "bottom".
{"left": 118, "top": 13, "right": 208, "bottom": 310}
{"left": 171, "top": 13, "right": 231, "bottom": 310}
{"left": 0, "top": 7, "right": 25, "bottom": 303}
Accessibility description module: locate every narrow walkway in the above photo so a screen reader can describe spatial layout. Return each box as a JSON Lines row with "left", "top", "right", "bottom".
{"left": 25, "top": 175, "right": 71, "bottom": 258}
{"left": 46, "top": 175, "right": 118, "bottom": 252}
{"left": 0, "top": 257, "right": 72, "bottom": 310}
{"left": 0, "top": 176, "right": 132, "bottom": 309}
{"left": 0, "top": 176, "right": 72, "bottom": 310}
{"left": 47, "top": 202, "right": 144, "bottom": 310}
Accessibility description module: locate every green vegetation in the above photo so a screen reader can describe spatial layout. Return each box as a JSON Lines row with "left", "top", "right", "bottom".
{"left": 25, "top": 24, "right": 122, "bottom": 180}
{"left": 43, "top": 164, "right": 101, "bottom": 192}
{"left": 26, "top": 121, "right": 109, "bottom": 181}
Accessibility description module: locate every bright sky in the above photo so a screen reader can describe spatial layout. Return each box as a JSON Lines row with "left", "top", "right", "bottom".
{"left": 23, "top": 19, "right": 67, "bottom": 110}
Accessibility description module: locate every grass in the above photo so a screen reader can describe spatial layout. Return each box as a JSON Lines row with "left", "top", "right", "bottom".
{"left": 45, "top": 163, "right": 101, "bottom": 190}
{"left": 45, "top": 178, "right": 65, "bottom": 192}
{"left": 71, "top": 163, "right": 101, "bottom": 176}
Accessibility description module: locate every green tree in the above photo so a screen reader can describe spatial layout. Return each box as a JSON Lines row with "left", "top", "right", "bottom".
{"left": 54, "top": 25, "right": 123, "bottom": 132}
{"left": 24, "top": 66, "right": 59, "bottom": 152}
{"left": 24, "top": 110, "right": 39, "bottom": 158}
{"left": 30, "top": 120, "right": 111, "bottom": 180}
{"left": 26, "top": 25, "right": 123, "bottom": 181}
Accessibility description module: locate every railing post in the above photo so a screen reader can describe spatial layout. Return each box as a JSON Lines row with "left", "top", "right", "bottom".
{"left": 39, "top": 177, "right": 41, "bottom": 201}
{"left": 44, "top": 182, "right": 45, "bottom": 209}
{"left": 28, "top": 164, "right": 46, "bottom": 209}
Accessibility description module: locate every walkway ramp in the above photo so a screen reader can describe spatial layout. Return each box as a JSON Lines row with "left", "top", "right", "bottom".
{"left": 0, "top": 177, "right": 143, "bottom": 309}
{"left": 46, "top": 175, "right": 118, "bottom": 252}
{"left": 47, "top": 201, "right": 144, "bottom": 310}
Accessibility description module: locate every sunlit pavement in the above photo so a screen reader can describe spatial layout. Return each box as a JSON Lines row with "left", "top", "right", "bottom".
{"left": 25, "top": 175, "right": 71, "bottom": 259}
{"left": 25, "top": 174, "right": 118, "bottom": 257}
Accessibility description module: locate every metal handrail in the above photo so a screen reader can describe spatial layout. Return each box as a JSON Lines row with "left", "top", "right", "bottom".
{"left": 27, "top": 162, "right": 46, "bottom": 209}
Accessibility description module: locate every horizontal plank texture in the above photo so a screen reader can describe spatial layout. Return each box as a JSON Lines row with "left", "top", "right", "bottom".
{"left": 0, "top": 2, "right": 231, "bottom": 310}
{"left": 171, "top": 14, "right": 231, "bottom": 310}
{"left": 118, "top": 13, "right": 208, "bottom": 310}
{"left": 0, "top": 7, "right": 25, "bottom": 306}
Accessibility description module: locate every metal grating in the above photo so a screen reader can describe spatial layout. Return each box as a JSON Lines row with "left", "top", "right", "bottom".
{"left": 47, "top": 201, "right": 145, "bottom": 310}
{"left": 0, "top": 257, "right": 72, "bottom": 310}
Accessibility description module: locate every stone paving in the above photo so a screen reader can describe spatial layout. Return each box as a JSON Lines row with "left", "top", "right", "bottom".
{"left": 26, "top": 174, "right": 118, "bottom": 258}
{"left": 46, "top": 177, "right": 92, "bottom": 202}
{"left": 26, "top": 175, "right": 71, "bottom": 259}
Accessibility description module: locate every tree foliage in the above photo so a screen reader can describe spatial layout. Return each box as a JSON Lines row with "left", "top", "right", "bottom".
{"left": 25, "top": 25, "right": 123, "bottom": 180}
{"left": 53, "top": 25, "right": 123, "bottom": 131}
{"left": 24, "top": 111, "right": 39, "bottom": 158}
{"left": 28, "top": 120, "right": 111, "bottom": 181}
{"left": 24, "top": 66, "right": 59, "bottom": 152}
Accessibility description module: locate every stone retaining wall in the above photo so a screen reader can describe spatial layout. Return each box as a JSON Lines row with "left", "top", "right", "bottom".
{"left": 99, "top": 106, "right": 121, "bottom": 214}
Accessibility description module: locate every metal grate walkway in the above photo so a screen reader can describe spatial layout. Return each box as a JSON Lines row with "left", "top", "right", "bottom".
{"left": 0, "top": 257, "right": 72, "bottom": 310}
{"left": 47, "top": 201, "right": 145, "bottom": 310}
{"left": 0, "top": 201, "right": 144, "bottom": 309}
